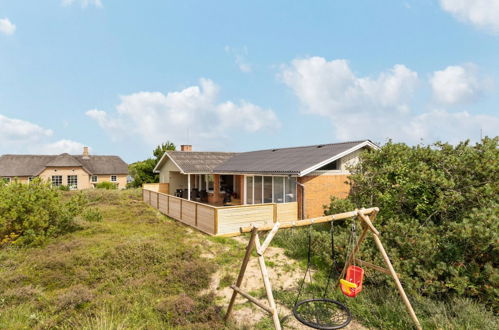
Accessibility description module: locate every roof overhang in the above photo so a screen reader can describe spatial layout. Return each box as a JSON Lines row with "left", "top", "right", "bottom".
{"left": 153, "top": 152, "right": 183, "bottom": 173}
{"left": 298, "top": 140, "right": 379, "bottom": 177}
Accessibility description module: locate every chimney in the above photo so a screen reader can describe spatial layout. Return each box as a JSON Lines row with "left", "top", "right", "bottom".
{"left": 180, "top": 145, "right": 192, "bottom": 152}
{"left": 83, "top": 146, "right": 89, "bottom": 158}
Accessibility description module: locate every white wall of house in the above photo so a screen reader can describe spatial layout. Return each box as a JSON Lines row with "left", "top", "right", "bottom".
{"left": 159, "top": 159, "right": 181, "bottom": 184}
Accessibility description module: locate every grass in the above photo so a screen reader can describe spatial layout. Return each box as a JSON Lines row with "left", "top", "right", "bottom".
{"left": 2, "top": 189, "right": 496, "bottom": 329}
{"left": 271, "top": 226, "right": 499, "bottom": 330}
{"left": 0, "top": 189, "right": 237, "bottom": 329}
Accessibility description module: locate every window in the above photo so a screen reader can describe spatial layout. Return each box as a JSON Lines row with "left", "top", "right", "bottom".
{"left": 2, "top": 177, "right": 11, "bottom": 184}
{"left": 273, "top": 177, "right": 284, "bottom": 203}
{"left": 245, "top": 175, "right": 297, "bottom": 205}
{"left": 285, "top": 177, "right": 297, "bottom": 202}
{"left": 52, "top": 175, "right": 62, "bottom": 187}
{"left": 110, "top": 175, "right": 117, "bottom": 182}
{"left": 317, "top": 160, "right": 339, "bottom": 170}
{"left": 91, "top": 175, "right": 98, "bottom": 183}
{"left": 207, "top": 175, "right": 214, "bottom": 191}
{"left": 254, "top": 176, "right": 262, "bottom": 204}
{"left": 67, "top": 175, "right": 78, "bottom": 190}
{"left": 246, "top": 176, "right": 253, "bottom": 204}
{"left": 264, "top": 176, "right": 273, "bottom": 203}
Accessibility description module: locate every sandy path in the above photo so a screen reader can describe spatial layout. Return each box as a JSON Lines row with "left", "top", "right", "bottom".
{"left": 207, "top": 236, "right": 367, "bottom": 329}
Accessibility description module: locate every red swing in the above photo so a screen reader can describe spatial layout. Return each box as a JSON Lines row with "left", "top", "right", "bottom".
{"left": 339, "top": 221, "right": 365, "bottom": 298}
{"left": 340, "top": 265, "right": 364, "bottom": 297}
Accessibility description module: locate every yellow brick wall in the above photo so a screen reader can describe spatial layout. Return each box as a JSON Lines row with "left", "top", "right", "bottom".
{"left": 298, "top": 174, "right": 351, "bottom": 219}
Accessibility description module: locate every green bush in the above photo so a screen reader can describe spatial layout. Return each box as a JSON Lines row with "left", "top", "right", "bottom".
{"left": 0, "top": 179, "right": 88, "bottom": 246}
{"left": 82, "top": 208, "right": 103, "bottom": 222}
{"left": 95, "top": 181, "right": 117, "bottom": 190}
{"left": 325, "top": 137, "right": 498, "bottom": 307}
{"left": 58, "top": 185, "right": 70, "bottom": 191}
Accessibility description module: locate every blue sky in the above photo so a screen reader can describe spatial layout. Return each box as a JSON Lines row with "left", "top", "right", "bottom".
{"left": 1, "top": 0, "right": 498, "bottom": 162}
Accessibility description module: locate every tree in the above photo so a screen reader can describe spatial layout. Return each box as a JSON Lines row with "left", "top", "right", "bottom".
{"left": 153, "top": 141, "right": 176, "bottom": 163}
{"left": 128, "top": 142, "right": 176, "bottom": 188}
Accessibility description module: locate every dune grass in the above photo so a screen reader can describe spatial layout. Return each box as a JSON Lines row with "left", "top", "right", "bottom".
{"left": 0, "top": 189, "right": 235, "bottom": 329}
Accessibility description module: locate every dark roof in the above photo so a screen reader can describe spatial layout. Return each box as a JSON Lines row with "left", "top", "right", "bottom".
{"left": 0, "top": 154, "right": 128, "bottom": 177}
{"left": 214, "top": 140, "right": 375, "bottom": 176}
{"left": 165, "top": 151, "right": 237, "bottom": 174}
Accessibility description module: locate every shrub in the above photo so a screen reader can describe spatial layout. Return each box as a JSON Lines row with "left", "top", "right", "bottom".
{"left": 58, "top": 185, "right": 70, "bottom": 191}
{"left": 82, "top": 208, "right": 103, "bottom": 222}
{"left": 95, "top": 181, "right": 117, "bottom": 190}
{"left": 326, "top": 137, "right": 499, "bottom": 306}
{"left": 0, "top": 180, "right": 88, "bottom": 246}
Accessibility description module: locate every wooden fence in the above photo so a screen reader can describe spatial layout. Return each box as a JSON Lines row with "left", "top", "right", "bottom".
{"left": 142, "top": 188, "right": 298, "bottom": 236}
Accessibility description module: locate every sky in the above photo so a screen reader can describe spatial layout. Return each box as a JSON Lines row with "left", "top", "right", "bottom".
{"left": 1, "top": 0, "right": 498, "bottom": 163}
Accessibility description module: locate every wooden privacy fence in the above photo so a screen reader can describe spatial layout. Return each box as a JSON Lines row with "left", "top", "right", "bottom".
{"left": 142, "top": 188, "right": 298, "bottom": 236}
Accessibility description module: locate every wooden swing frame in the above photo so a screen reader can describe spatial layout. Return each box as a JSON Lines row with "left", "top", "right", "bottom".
{"left": 224, "top": 207, "right": 422, "bottom": 330}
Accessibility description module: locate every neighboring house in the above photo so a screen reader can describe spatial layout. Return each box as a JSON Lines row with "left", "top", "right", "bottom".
{"left": 0, "top": 147, "right": 128, "bottom": 190}
{"left": 153, "top": 140, "right": 378, "bottom": 220}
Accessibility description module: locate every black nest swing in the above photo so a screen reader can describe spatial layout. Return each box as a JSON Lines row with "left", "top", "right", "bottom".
{"left": 292, "top": 221, "right": 353, "bottom": 330}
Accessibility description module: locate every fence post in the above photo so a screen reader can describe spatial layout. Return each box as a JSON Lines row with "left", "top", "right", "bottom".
{"left": 195, "top": 203, "right": 198, "bottom": 227}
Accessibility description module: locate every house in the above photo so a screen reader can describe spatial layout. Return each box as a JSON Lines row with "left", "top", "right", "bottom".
{"left": 145, "top": 140, "right": 378, "bottom": 236}
{"left": 0, "top": 147, "right": 128, "bottom": 190}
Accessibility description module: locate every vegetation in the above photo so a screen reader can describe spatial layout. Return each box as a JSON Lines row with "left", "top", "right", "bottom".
{"left": 0, "top": 189, "right": 233, "bottom": 329}
{"left": 0, "top": 179, "right": 88, "bottom": 246}
{"left": 128, "top": 141, "right": 176, "bottom": 188}
{"left": 94, "top": 181, "right": 117, "bottom": 190}
{"left": 272, "top": 137, "right": 498, "bottom": 328}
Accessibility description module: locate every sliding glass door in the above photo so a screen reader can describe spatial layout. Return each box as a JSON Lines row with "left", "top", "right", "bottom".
{"left": 245, "top": 175, "right": 297, "bottom": 205}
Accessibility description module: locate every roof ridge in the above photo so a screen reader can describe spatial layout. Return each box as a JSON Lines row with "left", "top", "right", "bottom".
{"left": 244, "top": 140, "right": 371, "bottom": 153}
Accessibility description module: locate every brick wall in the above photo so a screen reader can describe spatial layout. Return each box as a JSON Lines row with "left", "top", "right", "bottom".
{"left": 298, "top": 173, "right": 351, "bottom": 219}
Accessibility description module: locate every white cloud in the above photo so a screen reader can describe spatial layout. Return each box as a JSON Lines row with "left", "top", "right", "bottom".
{"left": 0, "top": 18, "right": 16, "bottom": 35}
{"left": 440, "top": 0, "right": 499, "bottom": 34}
{"left": 280, "top": 57, "right": 418, "bottom": 116}
{"left": 0, "top": 114, "right": 86, "bottom": 154}
{"left": 62, "top": 0, "right": 103, "bottom": 8}
{"left": 280, "top": 56, "right": 499, "bottom": 144}
{"left": 225, "top": 46, "right": 252, "bottom": 73}
{"left": 430, "top": 64, "right": 492, "bottom": 105}
{"left": 0, "top": 114, "right": 53, "bottom": 142}
{"left": 38, "top": 139, "right": 85, "bottom": 154}
{"left": 86, "top": 79, "right": 280, "bottom": 147}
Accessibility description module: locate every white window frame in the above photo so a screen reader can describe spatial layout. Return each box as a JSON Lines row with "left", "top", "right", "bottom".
{"left": 67, "top": 175, "right": 78, "bottom": 190}
{"left": 91, "top": 175, "right": 98, "bottom": 183}
{"left": 110, "top": 175, "right": 117, "bottom": 182}
{"left": 52, "top": 175, "right": 62, "bottom": 187}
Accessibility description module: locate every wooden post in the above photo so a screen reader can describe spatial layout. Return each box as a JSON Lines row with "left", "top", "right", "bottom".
{"left": 187, "top": 174, "right": 191, "bottom": 201}
{"left": 195, "top": 203, "right": 198, "bottom": 227}
{"left": 258, "top": 222, "right": 280, "bottom": 256}
{"left": 157, "top": 192, "right": 159, "bottom": 209}
{"left": 225, "top": 227, "right": 258, "bottom": 321}
{"left": 255, "top": 233, "right": 281, "bottom": 330}
{"left": 372, "top": 232, "right": 422, "bottom": 330}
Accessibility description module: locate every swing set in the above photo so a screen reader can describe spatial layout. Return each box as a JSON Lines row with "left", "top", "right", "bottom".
{"left": 224, "top": 207, "right": 422, "bottom": 330}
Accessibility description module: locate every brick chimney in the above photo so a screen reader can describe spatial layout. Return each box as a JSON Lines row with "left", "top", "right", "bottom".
{"left": 180, "top": 145, "right": 192, "bottom": 152}
{"left": 82, "top": 146, "right": 90, "bottom": 158}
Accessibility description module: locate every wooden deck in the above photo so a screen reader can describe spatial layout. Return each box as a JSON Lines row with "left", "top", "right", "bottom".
{"left": 142, "top": 187, "right": 298, "bottom": 236}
